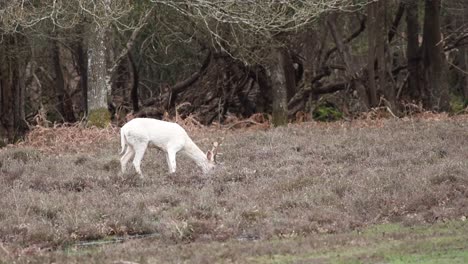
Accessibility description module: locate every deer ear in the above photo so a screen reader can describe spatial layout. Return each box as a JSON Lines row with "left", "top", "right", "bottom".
{"left": 206, "top": 150, "right": 214, "bottom": 161}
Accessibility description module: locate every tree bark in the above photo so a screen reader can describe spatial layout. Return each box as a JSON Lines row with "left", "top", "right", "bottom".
{"left": 377, "top": 0, "right": 396, "bottom": 111}
{"left": 462, "top": 2, "right": 468, "bottom": 103}
{"left": 268, "top": 48, "right": 291, "bottom": 126}
{"left": 406, "top": 0, "right": 421, "bottom": 99}
{"left": 422, "top": 0, "right": 450, "bottom": 111}
{"left": 367, "top": 2, "right": 378, "bottom": 107}
{"left": 0, "top": 35, "right": 28, "bottom": 142}
{"left": 87, "top": 23, "right": 109, "bottom": 112}
{"left": 388, "top": 2, "right": 405, "bottom": 43}
{"left": 282, "top": 49, "right": 297, "bottom": 101}
{"left": 87, "top": 21, "right": 111, "bottom": 127}
{"left": 327, "top": 14, "right": 369, "bottom": 110}
{"left": 128, "top": 52, "right": 139, "bottom": 112}
{"left": 463, "top": 52, "right": 468, "bottom": 105}
{"left": 52, "top": 38, "right": 75, "bottom": 122}
{"left": 74, "top": 24, "right": 88, "bottom": 116}
{"left": 460, "top": 45, "right": 468, "bottom": 103}
{"left": 250, "top": 66, "right": 272, "bottom": 113}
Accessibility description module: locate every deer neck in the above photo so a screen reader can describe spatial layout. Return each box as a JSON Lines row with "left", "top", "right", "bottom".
{"left": 183, "top": 139, "right": 214, "bottom": 173}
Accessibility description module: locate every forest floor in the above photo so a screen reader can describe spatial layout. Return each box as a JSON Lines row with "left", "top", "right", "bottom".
{"left": 0, "top": 113, "right": 467, "bottom": 263}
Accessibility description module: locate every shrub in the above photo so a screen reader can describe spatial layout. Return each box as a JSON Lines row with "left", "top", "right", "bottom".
{"left": 312, "top": 102, "right": 343, "bottom": 121}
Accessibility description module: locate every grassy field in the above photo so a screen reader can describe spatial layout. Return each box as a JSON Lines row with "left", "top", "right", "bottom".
{"left": 0, "top": 115, "right": 467, "bottom": 263}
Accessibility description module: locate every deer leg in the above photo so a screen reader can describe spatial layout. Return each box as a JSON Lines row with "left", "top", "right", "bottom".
{"left": 120, "top": 146, "right": 135, "bottom": 173}
{"left": 132, "top": 144, "right": 148, "bottom": 177}
{"left": 165, "top": 152, "right": 172, "bottom": 172}
{"left": 166, "top": 149, "right": 177, "bottom": 173}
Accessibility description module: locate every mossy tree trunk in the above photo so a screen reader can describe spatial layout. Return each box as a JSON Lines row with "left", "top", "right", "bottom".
{"left": 87, "top": 22, "right": 111, "bottom": 127}
{"left": 268, "top": 47, "right": 293, "bottom": 127}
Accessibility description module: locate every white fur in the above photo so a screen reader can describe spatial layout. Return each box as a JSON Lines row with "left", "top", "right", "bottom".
{"left": 119, "top": 118, "right": 216, "bottom": 176}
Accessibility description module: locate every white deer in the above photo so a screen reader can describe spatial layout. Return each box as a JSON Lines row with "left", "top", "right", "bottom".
{"left": 119, "top": 118, "right": 219, "bottom": 176}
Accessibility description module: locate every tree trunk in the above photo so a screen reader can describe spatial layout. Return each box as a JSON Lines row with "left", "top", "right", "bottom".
{"left": 0, "top": 61, "right": 13, "bottom": 143}
{"left": 74, "top": 24, "right": 89, "bottom": 116}
{"left": 421, "top": 0, "right": 450, "bottom": 111}
{"left": 268, "top": 48, "right": 291, "bottom": 126}
{"left": 462, "top": 2, "right": 468, "bottom": 103}
{"left": 367, "top": 2, "right": 378, "bottom": 107}
{"left": 129, "top": 52, "right": 139, "bottom": 112}
{"left": 327, "top": 14, "right": 369, "bottom": 110}
{"left": 282, "top": 49, "right": 297, "bottom": 101}
{"left": 406, "top": 0, "right": 421, "bottom": 99}
{"left": 459, "top": 46, "right": 468, "bottom": 104}
{"left": 388, "top": 2, "right": 405, "bottom": 43}
{"left": 87, "top": 22, "right": 110, "bottom": 127}
{"left": 463, "top": 43, "right": 468, "bottom": 105}
{"left": 0, "top": 35, "right": 28, "bottom": 143}
{"left": 377, "top": 0, "right": 396, "bottom": 111}
{"left": 78, "top": 42, "right": 88, "bottom": 116}
{"left": 248, "top": 66, "right": 272, "bottom": 114}
{"left": 52, "top": 38, "right": 75, "bottom": 122}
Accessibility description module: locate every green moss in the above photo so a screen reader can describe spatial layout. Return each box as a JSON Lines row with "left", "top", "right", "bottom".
{"left": 87, "top": 108, "right": 111, "bottom": 128}
{"left": 248, "top": 221, "right": 468, "bottom": 264}
{"left": 450, "top": 94, "right": 467, "bottom": 114}
{"left": 312, "top": 102, "right": 343, "bottom": 122}
{"left": 47, "top": 110, "right": 63, "bottom": 123}
{"left": 272, "top": 109, "right": 288, "bottom": 127}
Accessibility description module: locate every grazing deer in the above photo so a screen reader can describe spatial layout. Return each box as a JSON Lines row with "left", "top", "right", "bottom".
{"left": 119, "top": 118, "right": 219, "bottom": 176}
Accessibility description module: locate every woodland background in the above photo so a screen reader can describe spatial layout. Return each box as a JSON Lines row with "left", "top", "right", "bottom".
{"left": 1, "top": 1, "right": 468, "bottom": 262}
{"left": 0, "top": 0, "right": 467, "bottom": 143}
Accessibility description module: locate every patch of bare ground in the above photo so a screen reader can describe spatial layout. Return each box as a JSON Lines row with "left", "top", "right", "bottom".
{"left": 0, "top": 114, "right": 467, "bottom": 262}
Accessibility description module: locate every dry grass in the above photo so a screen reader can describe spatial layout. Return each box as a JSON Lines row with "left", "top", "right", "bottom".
{"left": 0, "top": 115, "right": 467, "bottom": 262}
